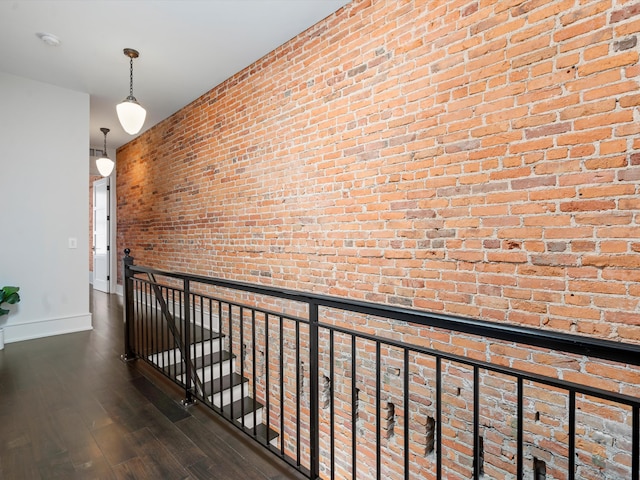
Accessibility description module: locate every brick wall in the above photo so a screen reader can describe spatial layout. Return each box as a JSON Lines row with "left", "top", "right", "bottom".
{"left": 117, "top": 0, "right": 640, "bottom": 345}
{"left": 117, "top": 0, "right": 640, "bottom": 477}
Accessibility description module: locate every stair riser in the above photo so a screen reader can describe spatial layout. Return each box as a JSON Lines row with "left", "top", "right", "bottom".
{"left": 235, "top": 407, "right": 263, "bottom": 429}
{"left": 148, "top": 339, "right": 224, "bottom": 365}
{"left": 210, "top": 383, "right": 249, "bottom": 407}
{"left": 178, "top": 359, "right": 235, "bottom": 384}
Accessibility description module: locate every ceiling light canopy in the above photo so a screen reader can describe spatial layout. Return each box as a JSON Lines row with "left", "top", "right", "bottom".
{"left": 116, "top": 48, "right": 146, "bottom": 135}
{"left": 96, "top": 128, "right": 115, "bottom": 177}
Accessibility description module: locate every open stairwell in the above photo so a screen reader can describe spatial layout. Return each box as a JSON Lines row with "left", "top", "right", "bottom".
{"left": 147, "top": 327, "right": 278, "bottom": 446}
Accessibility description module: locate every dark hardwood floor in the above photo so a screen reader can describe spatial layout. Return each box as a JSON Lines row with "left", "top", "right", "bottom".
{"left": 0, "top": 288, "right": 307, "bottom": 480}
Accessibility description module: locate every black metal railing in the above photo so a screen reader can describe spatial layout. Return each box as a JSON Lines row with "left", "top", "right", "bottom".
{"left": 122, "top": 250, "right": 640, "bottom": 480}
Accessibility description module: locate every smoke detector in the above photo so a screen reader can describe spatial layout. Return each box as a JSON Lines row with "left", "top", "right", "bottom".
{"left": 36, "top": 32, "right": 61, "bottom": 47}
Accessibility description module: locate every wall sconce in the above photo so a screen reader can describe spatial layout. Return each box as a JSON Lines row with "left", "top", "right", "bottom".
{"left": 116, "top": 48, "right": 146, "bottom": 135}
{"left": 96, "top": 128, "right": 115, "bottom": 177}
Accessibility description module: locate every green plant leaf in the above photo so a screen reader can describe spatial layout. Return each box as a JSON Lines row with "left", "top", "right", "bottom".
{"left": 0, "top": 286, "right": 20, "bottom": 310}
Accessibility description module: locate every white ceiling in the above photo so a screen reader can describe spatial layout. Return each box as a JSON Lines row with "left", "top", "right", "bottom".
{"left": 0, "top": 0, "right": 350, "bottom": 150}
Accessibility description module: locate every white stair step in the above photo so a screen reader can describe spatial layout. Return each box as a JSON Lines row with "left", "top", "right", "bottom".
{"left": 179, "top": 358, "right": 235, "bottom": 384}
{"left": 148, "top": 338, "right": 224, "bottom": 365}
{"left": 219, "top": 397, "right": 265, "bottom": 429}
{"left": 207, "top": 374, "right": 250, "bottom": 407}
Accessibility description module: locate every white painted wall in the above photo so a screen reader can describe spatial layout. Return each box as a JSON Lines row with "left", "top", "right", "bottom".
{"left": 0, "top": 71, "right": 91, "bottom": 343}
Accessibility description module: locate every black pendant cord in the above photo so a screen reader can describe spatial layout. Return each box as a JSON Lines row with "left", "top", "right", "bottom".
{"left": 129, "top": 56, "right": 134, "bottom": 97}
{"left": 99, "top": 127, "right": 110, "bottom": 154}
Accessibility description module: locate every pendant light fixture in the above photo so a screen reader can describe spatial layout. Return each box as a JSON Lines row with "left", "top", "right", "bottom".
{"left": 96, "top": 128, "right": 115, "bottom": 177}
{"left": 116, "top": 48, "right": 146, "bottom": 135}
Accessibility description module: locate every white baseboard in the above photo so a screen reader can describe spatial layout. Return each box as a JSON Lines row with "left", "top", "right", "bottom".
{"left": 3, "top": 313, "right": 93, "bottom": 344}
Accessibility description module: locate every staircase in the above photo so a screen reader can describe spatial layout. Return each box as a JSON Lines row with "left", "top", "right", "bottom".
{"left": 147, "top": 325, "right": 278, "bottom": 446}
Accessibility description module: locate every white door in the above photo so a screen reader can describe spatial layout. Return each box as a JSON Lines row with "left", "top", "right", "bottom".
{"left": 93, "top": 178, "right": 110, "bottom": 293}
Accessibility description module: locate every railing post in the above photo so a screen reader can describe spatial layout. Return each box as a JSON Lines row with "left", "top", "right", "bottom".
{"left": 182, "top": 278, "right": 196, "bottom": 406}
{"left": 309, "top": 300, "right": 320, "bottom": 479}
{"left": 121, "top": 248, "right": 136, "bottom": 362}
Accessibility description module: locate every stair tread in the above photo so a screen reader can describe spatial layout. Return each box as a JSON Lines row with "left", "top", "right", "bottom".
{"left": 183, "top": 329, "right": 223, "bottom": 344}
{"left": 146, "top": 329, "right": 224, "bottom": 355}
{"left": 245, "top": 423, "right": 279, "bottom": 444}
{"left": 162, "top": 350, "right": 234, "bottom": 375}
{"left": 207, "top": 402, "right": 277, "bottom": 444}
{"left": 203, "top": 372, "right": 248, "bottom": 395}
{"left": 222, "top": 396, "right": 264, "bottom": 420}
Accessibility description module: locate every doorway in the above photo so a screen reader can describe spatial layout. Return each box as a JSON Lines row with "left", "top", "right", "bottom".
{"left": 93, "top": 177, "right": 110, "bottom": 293}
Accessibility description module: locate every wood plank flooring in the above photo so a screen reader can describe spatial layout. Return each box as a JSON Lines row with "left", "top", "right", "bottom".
{"left": 0, "top": 288, "right": 307, "bottom": 480}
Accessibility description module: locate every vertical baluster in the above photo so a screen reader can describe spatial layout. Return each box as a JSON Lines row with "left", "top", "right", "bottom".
{"left": 135, "top": 280, "right": 142, "bottom": 357}
{"left": 330, "top": 329, "right": 335, "bottom": 480}
{"left": 568, "top": 390, "right": 575, "bottom": 480}
{"left": 144, "top": 282, "right": 150, "bottom": 359}
{"left": 633, "top": 405, "right": 639, "bottom": 480}
{"left": 131, "top": 279, "right": 137, "bottom": 356}
{"left": 296, "top": 319, "right": 301, "bottom": 467}
{"left": 161, "top": 287, "right": 166, "bottom": 366}
{"left": 404, "top": 349, "right": 409, "bottom": 480}
{"left": 228, "top": 304, "right": 233, "bottom": 420}
{"left": 152, "top": 284, "right": 157, "bottom": 364}
{"left": 474, "top": 366, "right": 480, "bottom": 480}
{"left": 162, "top": 287, "right": 168, "bottom": 375}
{"left": 517, "top": 377, "right": 523, "bottom": 480}
{"left": 141, "top": 283, "right": 146, "bottom": 359}
{"left": 151, "top": 282, "right": 155, "bottom": 357}
{"left": 240, "top": 306, "right": 245, "bottom": 429}
{"left": 192, "top": 292, "right": 197, "bottom": 384}
{"left": 162, "top": 287, "right": 167, "bottom": 366}
{"left": 172, "top": 289, "right": 178, "bottom": 381}
{"left": 183, "top": 279, "right": 194, "bottom": 405}
{"left": 140, "top": 282, "right": 145, "bottom": 358}
{"left": 208, "top": 297, "right": 213, "bottom": 404}
{"left": 436, "top": 357, "right": 442, "bottom": 480}
{"left": 157, "top": 285, "right": 162, "bottom": 364}
{"left": 150, "top": 282, "right": 154, "bottom": 357}
{"left": 252, "top": 310, "right": 257, "bottom": 434}
{"left": 265, "top": 313, "right": 271, "bottom": 446}
{"left": 179, "top": 289, "right": 184, "bottom": 383}
{"left": 310, "top": 302, "right": 320, "bottom": 479}
{"left": 352, "top": 335, "right": 357, "bottom": 479}
{"left": 200, "top": 294, "right": 205, "bottom": 399}
{"left": 218, "top": 300, "right": 223, "bottom": 410}
{"left": 280, "top": 315, "right": 285, "bottom": 455}
{"left": 376, "top": 341, "right": 381, "bottom": 480}
{"left": 159, "top": 286, "right": 165, "bottom": 371}
{"left": 138, "top": 282, "right": 143, "bottom": 357}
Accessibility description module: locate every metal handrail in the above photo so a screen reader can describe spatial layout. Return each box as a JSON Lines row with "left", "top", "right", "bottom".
{"left": 122, "top": 250, "right": 640, "bottom": 480}
{"left": 125, "top": 259, "right": 640, "bottom": 367}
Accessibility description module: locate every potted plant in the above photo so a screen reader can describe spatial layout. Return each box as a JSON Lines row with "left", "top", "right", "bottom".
{"left": 0, "top": 286, "right": 20, "bottom": 350}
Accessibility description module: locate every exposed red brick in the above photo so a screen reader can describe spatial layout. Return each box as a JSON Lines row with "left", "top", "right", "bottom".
{"left": 116, "top": 3, "right": 640, "bottom": 477}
